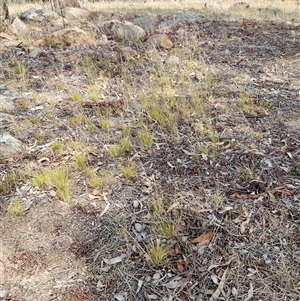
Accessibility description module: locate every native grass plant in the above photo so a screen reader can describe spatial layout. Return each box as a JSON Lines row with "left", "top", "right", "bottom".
{"left": 74, "top": 152, "right": 87, "bottom": 170}
{"left": 99, "top": 118, "right": 111, "bottom": 130}
{"left": 0, "top": 171, "right": 18, "bottom": 194}
{"left": 237, "top": 91, "right": 267, "bottom": 116}
{"left": 7, "top": 199, "right": 25, "bottom": 216}
{"left": 51, "top": 141, "right": 63, "bottom": 153}
{"left": 137, "top": 131, "right": 153, "bottom": 149}
{"left": 34, "top": 133, "right": 44, "bottom": 144}
{"left": 32, "top": 167, "right": 71, "bottom": 202}
{"left": 150, "top": 196, "right": 181, "bottom": 238}
{"left": 106, "top": 137, "right": 131, "bottom": 157}
{"left": 156, "top": 221, "right": 179, "bottom": 238}
{"left": 277, "top": 110, "right": 285, "bottom": 126}
{"left": 14, "top": 60, "right": 27, "bottom": 78}
{"left": 242, "top": 167, "right": 253, "bottom": 183}
{"left": 107, "top": 144, "right": 124, "bottom": 157}
{"left": 147, "top": 239, "right": 167, "bottom": 266}
{"left": 119, "top": 161, "right": 136, "bottom": 180}
{"left": 70, "top": 90, "right": 82, "bottom": 102}
{"left": 85, "top": 168, "right": 109, "bottom": 189}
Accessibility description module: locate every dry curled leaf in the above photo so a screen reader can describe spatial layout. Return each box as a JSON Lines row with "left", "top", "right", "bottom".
{"left": 231, "top": 193, "right": 260, "bottom": 199}
{"left": 176, "top": 261, "right": 184, "bottom": 273}
{"left": 175, "top": 242, "right": 181, "bottom": 255}
{"left": 191, "top": 231, "right": 213, "bottom": 246}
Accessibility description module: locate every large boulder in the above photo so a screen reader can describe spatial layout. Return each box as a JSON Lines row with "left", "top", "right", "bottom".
{"left": 34, "top": 27, "right": 89, "bottom": 47}
{"left": 20, "top": 8, "right": 59, "bottom": 22}
{"left": 0, "top": 133, "right": 24, "bottom": 159}
{"left": 62, "top": 7, "right": 91, "bottom": 20}
{"left": 0, "top": 32, "right": 21, "bottom": 51}
{"left": 228, "top": 2, "right": 250, "bottom": 12}
{"left": 204, "top": 0, "right": 223, "bottom": 10}
{"left": 10, "top": 17, "right": 29, "bottom": 36}
{"left": 145, "top": 34, "right": 173, "bottom": 49}
{"left": 130, "top": 16, "right": 158, "bottom": 35}
{"left": 101, "top": 19, "right": 146, "bottom": 42}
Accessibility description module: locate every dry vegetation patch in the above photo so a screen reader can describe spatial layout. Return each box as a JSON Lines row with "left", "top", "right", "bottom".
{"left": 1, "top": 0, "right": 300, "bottom": 300}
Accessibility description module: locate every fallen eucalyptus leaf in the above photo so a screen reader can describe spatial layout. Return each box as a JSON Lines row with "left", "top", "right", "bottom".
{"left": 103, "top": 254, "right": 126, "bottom": 265}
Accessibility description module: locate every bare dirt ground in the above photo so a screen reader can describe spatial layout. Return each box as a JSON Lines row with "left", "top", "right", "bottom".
{"left": 1, "top": 1, "right": 300, "bottom": 300}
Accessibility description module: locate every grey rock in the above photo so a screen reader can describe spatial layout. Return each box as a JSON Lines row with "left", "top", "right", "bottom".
{"left": 0, "top": 290, "right": 7, "bottom": 299}
{"left": 130, "top": 16, "right": 158, "bottom": 35}
{"left": 265, "top": 5, "right": 281, "bottom": 15}
{"left": 29, "top": 48, "right": 43, "bottom": 58}
{"left": 152, "top": 272, "right": 161, "bottom": 280}
{"left": 0, "top": 112, "right": 13, "bottom": 123}
{"left": 0, "top": 84, "right": 8, "bottom": 93}
{"left": 205, "top": 0, "right": 223, "bottom": 10}
{"left": 101, "top": 19, "right": 145, "bottom": 42}
{"left": 0, "top": 132, "right": 24, "bottom": 159}
{"left": 10, "top": 17, "right": 29, "bottom": 36}
{"left": 145, "top": 33, "right": 173, "bottom": 49}
{"left": 134, "top": 223, "right": 143, "bottom": 232}
{"left": 62, "top": 7, "right": 91, "bottom": 20}
{"left": 132, "top": 200, "right": 139, "bottom": 208}
{"left": 20, "top": 8, "right": 59, "bottom": 22}
{"left": 0, "top": 96, "right": 15, "bottom": 112}
{"left": 228, "top": 2, "right": 250, "bottom": 12}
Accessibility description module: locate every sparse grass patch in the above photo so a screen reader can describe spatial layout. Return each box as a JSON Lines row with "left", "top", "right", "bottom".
{"left": 52, "top": 141, "right": 63, "bottom": 153}
{"left": 85, "top": 168, "right": 109, "bottom": 189}
{"left": 151, "top": 197, "right": 163, "bottom": 216}
{"left": 50, "top": 167, "right": 71, "bottom": 202}
{"left": 107, "top": 144, "right": 124, "bottom": 157}
{"left": 7, "top": 199, "right": 25, "bottom": 216}
{"left": 137, "top": 131, "right": 153, "bottom": 149}
{"left": 99, "top": 118, "right": 111, "bottom": 130}
{"left": 74, "top": 152, "right": 86, "bottom": 170}
{"left": 242, "top": 168, "right": 253, "bottom": 182}
{"left": 148, "top": 239, "right": 167, "bottom": 266}
{"left": 277, "top": 110, "right": 285, "bottom": 125}
{"left": 119, "top": 137, "right": 130, "bottom": 151}
{"left": 34, "top": 133, "right": 44, "bottom": 144}
{"left": 120, "top": 161, "right": 136, "bottom": 180}
{"left": 31, "top": 117, "right": 40, "bottom": 125}
{"left": 32, "top": 167, "right": 71, "bottom": 202}
{"left": 32, "top": 171, "right": 51, "bottom": 188}
{"left": 0, "top": 172, "right": 18, "bottom": 194}
{"left": 157, "top": 222, "right": 179, "bottom": 238}
{"left": 70, "top": 91, "right": 82, "bottom": 102}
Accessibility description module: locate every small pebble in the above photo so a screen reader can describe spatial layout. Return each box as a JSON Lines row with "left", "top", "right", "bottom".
{"left": 0, "top": 290, "right": 7, "bottom": 299}
{"left": 132, "top": 200, "right": 139, "bottom": 208}
{"left": 231, "top": 287, "right": 238, "bottom": 296}
{"left": 134, "top": 223, "right": 143, "bottom": 232}
{"left": 262, "top": 254, "right": 271, "bottom": 264}
{"left": 152, "top": 273, "right": 161, "bottom": 280}
{"left": 145, "top": 276, "right": 151, "bottom": 282}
